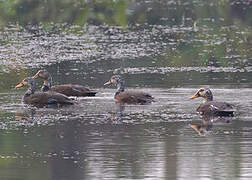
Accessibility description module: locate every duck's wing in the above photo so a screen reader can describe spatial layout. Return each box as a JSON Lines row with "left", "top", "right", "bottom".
{"left": 197, "top": 101, "right": 234, "bottom": 116}
{"left": 25, "top": 92, "right": 73, "bottom": 105}
{"left": 116, "top": 91, "right": 154, "bottom": 104}
{"left": 51, "top": 84, "right": 97, "bottom": 97}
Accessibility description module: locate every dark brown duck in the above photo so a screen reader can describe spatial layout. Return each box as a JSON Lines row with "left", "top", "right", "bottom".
{"left": 16, "top": 77, "right": 74, "bottom": 107}
{"left": 190, "top": 88, "right": 234, "bottom": 116}
{"left": 32, "top": 70, "right": 97, "bottom": 97}
{"left": 104, "top": 75, "right": 154, "bottom": 104}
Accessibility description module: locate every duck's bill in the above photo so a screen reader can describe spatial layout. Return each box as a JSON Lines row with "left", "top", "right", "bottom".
{"left": 15, "top": 83, "right": 24, "bottom": 88}
{"left": 104, "top": 81, "right": 111, "bottom": 86}
{"left": 190, "top": 94, "right": 199, "bottom": 99}
{"left": 32, "top": 73, "right": 39, "bottom": 79}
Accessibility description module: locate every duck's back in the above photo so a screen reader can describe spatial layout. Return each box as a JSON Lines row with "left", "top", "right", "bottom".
{"left": 115, "top": 91, "right": 154, "bottom": 104}
{"left": 50, "top": 84, "right": 97, "bottom": 97}
{"left": 24, "top": 91, "right": 73, "bottom": 106}
{"left": 197, "top": 101, "right": 234, "bottom": 116}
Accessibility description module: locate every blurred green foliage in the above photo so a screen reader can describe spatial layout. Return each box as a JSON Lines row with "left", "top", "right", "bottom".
{"left": 0, "top": 0, "right": 251, "bottom": 79}
{"left": 0, "top": 0, "right": 130, "bottom": 26}
{"left": 0, "top": 0, "right": 251, "bottom": 26}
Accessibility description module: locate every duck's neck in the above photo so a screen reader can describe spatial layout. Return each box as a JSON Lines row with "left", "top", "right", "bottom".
{"left": 23, "top": 85, "right": 35, "bottom": 101}
{"left": 114, "top": 80, "right": 125, "bottom": 97}
{"left": 203, "top": 96, "right": 213, "bottom": 103}
{"left": 42, "top": 76, "right": 52, "bottom": 92}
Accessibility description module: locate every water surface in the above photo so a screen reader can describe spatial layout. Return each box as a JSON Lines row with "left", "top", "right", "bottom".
{"left": 0, "top": 0, "right": 252, "bottom": 179}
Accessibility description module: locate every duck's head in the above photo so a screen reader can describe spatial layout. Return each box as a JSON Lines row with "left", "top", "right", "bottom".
{"left": 16, "top": 77, "right": 36, "bottom": 89}
{"left": 104, "top": 75, "right": 123, "bottom": 86}
{"left": 32, "top": 70, "right": 50, "bottom": 80}
{"left": 190, "top": 88, "right": 213, "bottom": 102}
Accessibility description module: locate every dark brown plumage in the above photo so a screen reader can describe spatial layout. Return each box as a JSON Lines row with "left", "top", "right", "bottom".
{"left": 16, "top": 77, "right": 74, "bottom": 107}
{"left": 32, "top": 70, "right": 97, "bottom": 97}
{"left": 114, "top": 91, "right": 154, "bottom": 104}
{"left": 104, "top": 75, "right": 154, "bottom": 105}
{"left": 190, "top": 88, "right": 234, "bottom": 116}
{"left": 49, "top": 84, "right": 97, "bottom": 97}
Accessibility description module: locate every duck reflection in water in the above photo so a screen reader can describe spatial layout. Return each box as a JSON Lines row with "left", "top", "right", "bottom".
{"left": 106, "top": 104, "right": 125, "bottom": 123}
{"left": 15, "top": 107, "right": 36, "bottom": 121}
{"left": 191, "top": 115, "right": 233, "bottom": 136}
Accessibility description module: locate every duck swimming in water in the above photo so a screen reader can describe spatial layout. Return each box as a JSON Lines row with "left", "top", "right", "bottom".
{"left": 16, "top": 77, "right": 74, "bottom": 107}
{"left": 190, "top": 88, "right": 234, "bottom": 116}
{"left": 32, "top": 70, "right": 97, "bottom": 97}
{"left": 104, "top": 75, "right": 154, "bottom": 104}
